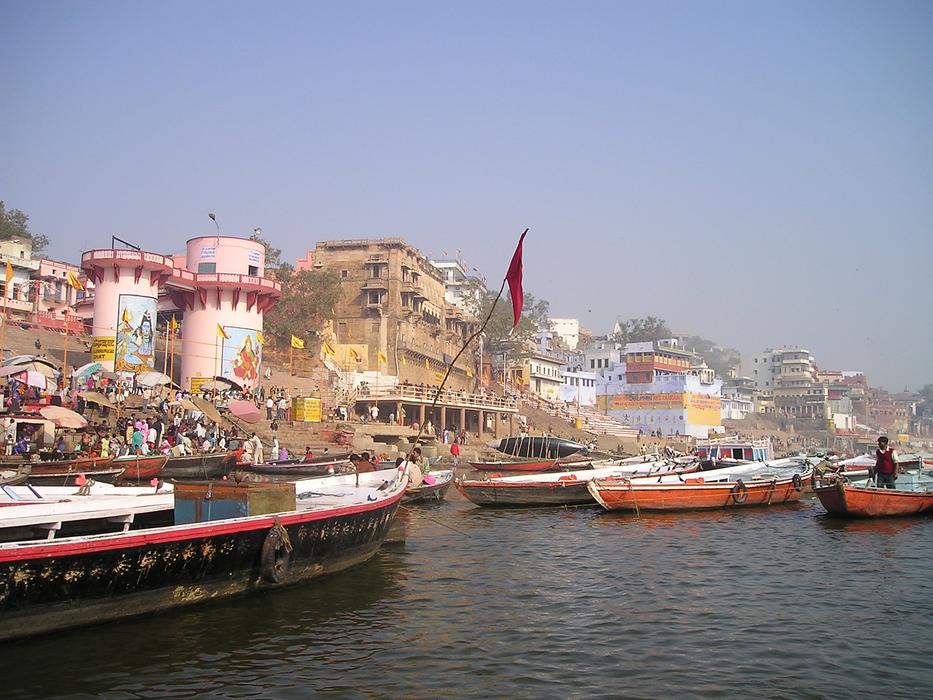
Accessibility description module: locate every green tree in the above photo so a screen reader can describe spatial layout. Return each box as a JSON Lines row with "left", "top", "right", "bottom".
{"left": 611, "top": 316, "right": 672, "bottom": 344}
{"left": 467, "top": 284, "right": 550, "bottom": 352}
{"left": 0, "top": 201, "right": 49, "bottom": 254}
{"left": 264, "top": 266, "right": 341, "bottom": 347}
{"left": 679, "top": 335, "right": 742, "bottom": 377}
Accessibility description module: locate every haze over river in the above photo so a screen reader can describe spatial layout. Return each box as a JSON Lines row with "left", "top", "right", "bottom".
{"left": 5, "top": 494, "right": 932, "bottom": 699}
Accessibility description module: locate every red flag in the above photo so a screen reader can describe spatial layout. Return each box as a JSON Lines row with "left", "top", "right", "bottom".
{"left": 505, "top": 229, "right": 528, "bottom": 327}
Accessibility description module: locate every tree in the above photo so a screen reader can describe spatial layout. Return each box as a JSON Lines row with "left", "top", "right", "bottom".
{"left": 0, "top": 201, "right": 49, "bottom": 255}
{"left": 680, "top": 335, "right": 742, "bottom": 377}
{"left": 263, "top": 266, "right": 342, "bottom": 348}
{"left": 611, "top": 316, "right": 672, "bottom": 344}
{"left": 249, "top": 230, "right": 282, "bottom": 270}
{"left": 467, "top": 284, "right": 550, "bottom": 353}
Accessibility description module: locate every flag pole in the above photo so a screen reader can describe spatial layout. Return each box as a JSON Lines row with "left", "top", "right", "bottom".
{"left": 289, "top": 344, "right": 294, "bottom": 377}
{"left": 162, "top": 321, "right": 169, "bottom": 375}
{"left": 407, "top": 228, "right": 527, "bottom": 460}
{"left": 62, "top": 310, "right": 69, "bottom": 392}
{"left": 213, "top": 334, "right": 219, "bottom": 405}
{"left": 169, "top": 324, "right": 176, "bottom": 386}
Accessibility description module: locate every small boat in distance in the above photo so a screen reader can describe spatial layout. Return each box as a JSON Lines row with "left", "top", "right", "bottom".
{"left": 494, "top": 436, "right": 586, "bottom": 460}
{"left": 161, "top": 453, "right": 237, "bottom": 480}
{"left": 114, "top": 455, "right": 168, "bottom": 484}
{"left": 813, "top": 471, "right": 933, "bottom": 518}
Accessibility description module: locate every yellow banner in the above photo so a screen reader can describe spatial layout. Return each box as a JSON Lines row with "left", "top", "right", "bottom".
{"left": 686, "top": 394, "right": 722, "bottom": 426}
{"left": 91, "top": 336, "right": 116, "bottom": 362}
{"left": 292, "top": 397, "right": 322, "bottom": 422}
{"left": 190, "top": 376, "right": 209, "bottom": 394}
{"left": 606, "top": 392, "right": 687, "bottom": 410}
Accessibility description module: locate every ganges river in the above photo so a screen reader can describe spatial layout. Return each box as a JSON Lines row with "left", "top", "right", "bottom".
{"left": 4, "top": 492, "right": 933, "bottom": 699}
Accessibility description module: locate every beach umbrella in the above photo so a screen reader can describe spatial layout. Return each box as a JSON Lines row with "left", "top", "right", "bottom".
{"left": 228, "top": 399, "right": 262, "bottom": 424}
{"left": 137, "top": 371, "right": 172, "bottom": 387}
{"left": 0, "top": 365, "right": 26, "bottom": 378}
{"left": 73, "top": 362, "right": 104, "bottom": 378}
{"left": 3, "top": 355, "right": 58, "bottom": 370}
{"left": 79, "top": 391, "right": 116, "bottom": 409}
{"left": 40, "top": 406, "right": 88, "bottom": 429}
{"left": 191, "top": 396, "right": 223, "bottom": 424}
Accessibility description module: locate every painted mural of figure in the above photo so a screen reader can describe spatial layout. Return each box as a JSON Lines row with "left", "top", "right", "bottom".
{"left": 232, "top": 335, "right": 259, "bottom": 387}
{"left": 131, "top": 311, "right": 155, "bottom": 365}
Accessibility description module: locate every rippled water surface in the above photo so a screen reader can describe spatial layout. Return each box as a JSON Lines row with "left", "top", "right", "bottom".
{"left": 4, "top": 493, "right": 933, "bottom": 699}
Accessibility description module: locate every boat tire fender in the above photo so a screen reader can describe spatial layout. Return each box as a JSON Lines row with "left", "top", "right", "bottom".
{"left": 792, "top": 473, "right": 804, "bottom": 492}
{"left": 731, "top": 479, "right": 748, "bottom": 504}
{"left": 261, "top": 519, "right": 292, "bottom": 584}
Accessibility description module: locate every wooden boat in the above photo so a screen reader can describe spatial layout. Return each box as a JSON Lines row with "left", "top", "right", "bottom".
{"left": 114, "top": 455, "right": 168, "bottom": 484}
{"left": 821, "top": 453, "right": 924, "bottom": 482}
{"left": 25, "top": 456, "right": 124, "bottom": 485}
{"left": 468, "top": 458, "right": 559, "bottom": 473}
{"left": 0, "top": 466, "right": 408, "bottom": 641}
{"left": 404, "top": 470, "right": 454, "bottom": 503}
{"left": 457, "top": 456, "right": 694, "bottom": 507}
{"left": 813, "top": 471, "right": 933, "bottom": 518}
{"left": 161, "top": 453, "right": 236, "bottom": 480}
{"left": 239, "top": 458, "right": 352, "bottom": 477}
{"left": 0, "top": 468, "right": 29, "bottom": 486}
{"left": 588, "top": 459, "right": 814, "bottom": 512}
{"left": 494, "top": 436, "right": 586, "bottom": 459}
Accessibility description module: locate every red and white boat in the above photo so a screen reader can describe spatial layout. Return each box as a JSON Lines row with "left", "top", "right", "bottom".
{"left": 814, "top": 470, "right": 933, "bottom": 518}
{"left": 588, "top": 458, "right": 814, "bottom": 512}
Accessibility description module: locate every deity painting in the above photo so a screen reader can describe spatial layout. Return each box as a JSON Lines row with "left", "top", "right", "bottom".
{"left": 221, "top": 327, "right": 262, "bottom": 389}
{"left": 114, "top": 294, "right": 157, "bottom": 373}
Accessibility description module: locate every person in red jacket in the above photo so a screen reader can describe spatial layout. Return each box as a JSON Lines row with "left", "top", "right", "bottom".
{"left": 450, "top": 440, "right": 461, "bottom": 466}
{"left": 874, "top": 436, "right": 899, "bottom": 489}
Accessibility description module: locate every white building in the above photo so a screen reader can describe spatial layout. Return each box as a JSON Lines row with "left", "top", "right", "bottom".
{"left": 429, "top": 259, "right": 481, "bottom": 312}
{"left": 559, "top": 368, "right": 597, "bottom": 407}
{"left": 548, "top": 318, "right": 580, "bottom": 350}
{"left": 742, "top": 347, "right": 816, "bottom": 391}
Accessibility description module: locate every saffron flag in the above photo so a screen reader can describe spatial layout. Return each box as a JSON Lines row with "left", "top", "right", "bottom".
{"left": 217, "top": 324, "right": 230, "bottom": 340}
{"left": 349, "top": 347, "right": 360, "bottom": 361}
{"left": 66, "top": 272, "right": 85, "bottom": 291}
{"left": 401, "top": 355, "right": 407, "bottom": 366}
{"left": 505, "top": 229, "right": 528, "bottom": 327}
{"left": 466, "top": 367, "right": 473, "bottom": 377}
{"left": 425, "top": 358, "right": 430, "bottom": 369}
{"left": 169, "top": 315, "right": 179, "bottom": 332}
{"left": 377, "top": 351, "right": 388, "bottom": 364}
{"left": 256, "top": 331, "right": 266, "bottom": 345}
{"left": 322, "top": 341, "right": 335, "bottom": 356}
{"left": 290, "top": 334, "right": 305, "bottom": 349}
{"left": 5, "top": 260, "right": 12, "bottom": 283}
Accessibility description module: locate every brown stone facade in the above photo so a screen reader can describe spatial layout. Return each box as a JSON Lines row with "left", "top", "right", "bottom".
{"left": 310, "top": 239, "right": 476, "bottom": 390}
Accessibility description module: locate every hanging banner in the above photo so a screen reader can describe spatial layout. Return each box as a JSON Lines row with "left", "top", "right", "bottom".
{"left": 114, "top": 294, "right": 157, "bottom": 373}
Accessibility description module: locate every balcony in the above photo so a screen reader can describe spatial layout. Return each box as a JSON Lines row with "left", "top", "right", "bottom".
{"left": 362, "top": 278, "right": 389, "bottom": 291}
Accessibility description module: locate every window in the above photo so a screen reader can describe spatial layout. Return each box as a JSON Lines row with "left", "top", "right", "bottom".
{"left": 198, "top": 263, "right": 216, "bottom": 273}
{"left": 248, "top": 265, "right": 259, "bottom": 276}
{"left": 341, "top": 270, "right": 349, "bottom": 279}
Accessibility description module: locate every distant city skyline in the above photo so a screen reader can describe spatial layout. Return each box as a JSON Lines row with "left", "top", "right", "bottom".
{"left": 2, "top": 1, "right": 931, "bottom": 391}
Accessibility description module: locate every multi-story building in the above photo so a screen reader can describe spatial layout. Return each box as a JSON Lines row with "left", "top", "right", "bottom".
{"left": 514, "top": 353, "right": 565, "bottom": 401}
{"left": 429, "top": 258, "right": 482, "bottom": 313}
{"left": 559, "top": 368, "right": 597, "bottom": 407}
{"left": 548, "top": 318, "right": 580, "bottom": 350}
{"left": 742, "top": 347, "right": 816, "bottom": 391}
{"left": 596, "top": 340, "right": 722, "bottom": 438}
{"left": 307, "top": 239, "right": 474, "bottom": 389}
{"left": 0, "top": 237, "right": 86, "bottom": 333}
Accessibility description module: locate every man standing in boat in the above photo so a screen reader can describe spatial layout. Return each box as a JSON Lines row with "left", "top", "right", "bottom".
{"left": 874, "top": 436, "right": 899, "bottom": 489}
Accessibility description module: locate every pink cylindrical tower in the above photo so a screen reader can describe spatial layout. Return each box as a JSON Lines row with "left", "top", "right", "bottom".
{"left": 81, "top": 250, "right": 174, "bottom": 372}
{"left": 179, "top": 236, "right": 280, "bottom": 392}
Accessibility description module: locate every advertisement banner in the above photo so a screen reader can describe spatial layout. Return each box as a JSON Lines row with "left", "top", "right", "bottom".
{"left": 606, "top": 392, "right": 687, "bottom": 410}
{"left": 91, "top": 336, "right": 116, "bottom": 362}
{"left": 190, "top": 376, "right": 209, "bottom": 394}
{"left": 221, "top": 326, "right": 262, "bottom": 390}
{"left": 114, "top": 294, "right": 157, "bottom": 373}
{"left": 686, "top": 393, "right": 722, "bottom": 426}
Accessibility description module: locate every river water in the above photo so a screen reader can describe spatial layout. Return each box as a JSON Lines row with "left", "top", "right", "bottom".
{"left": 4, "top": 493, "right": 933, "bottom": 699}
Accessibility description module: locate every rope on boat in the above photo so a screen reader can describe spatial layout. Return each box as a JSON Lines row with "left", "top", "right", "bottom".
{"left": 621, "top": 477, "right": 640, "bottom": 518}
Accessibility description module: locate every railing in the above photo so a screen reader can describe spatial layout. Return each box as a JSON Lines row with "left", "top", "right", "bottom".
{"left": 358, "top": 384, "right": 518, "bottom": 411}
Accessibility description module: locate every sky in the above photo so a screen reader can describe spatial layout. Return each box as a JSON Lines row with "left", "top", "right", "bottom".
{"left": 2, "top": 1, "right": 931, "bottom": 391}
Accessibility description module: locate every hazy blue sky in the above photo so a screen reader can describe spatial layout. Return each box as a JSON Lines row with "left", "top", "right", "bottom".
{"left": 2, "top": 1, "right": 931, "bottom": 390}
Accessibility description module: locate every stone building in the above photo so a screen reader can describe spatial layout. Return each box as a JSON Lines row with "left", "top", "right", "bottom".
{"left": 308, "top": 239, "right": 475, "bottom": 390}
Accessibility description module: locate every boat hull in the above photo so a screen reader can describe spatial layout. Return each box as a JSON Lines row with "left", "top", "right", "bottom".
{"left": 588, "top": 472, "right": 811, "bottom": 512}
{"left": 468, "top": 459, "right": 558, "bottom": 472}
{"left": 814, "top": 480, "right": 933, "bottom": 518}
{"left": 403, "top": 471, "right": 453, "bottom": 503}
{"left": 162, "top": 454, "right": 236, "bottom": 480}
{"left": 0, "top": 489, "right": 403, "bottom": 642}
{"left": 495, "top": 437, "right": 585, "bottom": 459}
{"left": 115, "top": 456, "right": 168, "bottom": 484}
{"left": 457, "top": 480, "right": 592, "bottom": 507}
